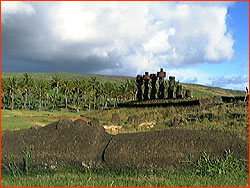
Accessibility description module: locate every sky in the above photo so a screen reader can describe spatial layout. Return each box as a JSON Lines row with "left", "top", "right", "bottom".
{"left": 1, "top": 1, "right": 249, "bottom": 90}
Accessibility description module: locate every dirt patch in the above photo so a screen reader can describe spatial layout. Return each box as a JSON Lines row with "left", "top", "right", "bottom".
{"left": 33, "top": 122, "right": 47, "bottom": 127}
{"left": 103, "top": 125, "right": 122, "bottom": 131}
{"left": 138, "top": 121, "right": 156, "bottom": 128}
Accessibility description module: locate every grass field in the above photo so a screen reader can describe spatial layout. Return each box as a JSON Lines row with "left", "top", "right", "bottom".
{"left": 1, "top": 98, "right": 249, "bottom": 187}
{"left": 1, "top": 72, "right": 133, "bottom": 84}
{"left": 2, "top": 166, "right": 248, "bottom": 187}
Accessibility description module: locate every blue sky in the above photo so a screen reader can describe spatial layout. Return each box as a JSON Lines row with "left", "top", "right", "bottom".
{"left": 198, "top": 1, "right": 249, "bottom": 76}
{"left": 193, "top": 1, "right": 249, "bottom": 90}
{"left": 1, "top": 1, "right": 249, "bottom": 90}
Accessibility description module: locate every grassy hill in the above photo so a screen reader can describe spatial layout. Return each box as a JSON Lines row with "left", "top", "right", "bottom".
{"left": 1, "top": 72, "right": 245, "bottom": 97}
{"left": 1, "top": 72, "right": 133, "bottom": 84}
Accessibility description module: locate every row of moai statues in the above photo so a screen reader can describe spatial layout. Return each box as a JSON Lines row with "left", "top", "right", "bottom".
{"left": 136, "top": 68, "right": 192, "bottom": 101}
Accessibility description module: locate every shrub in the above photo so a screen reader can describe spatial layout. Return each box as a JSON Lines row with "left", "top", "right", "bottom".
{"left": 185, "top": 150, "right": 247, "bottom": 176}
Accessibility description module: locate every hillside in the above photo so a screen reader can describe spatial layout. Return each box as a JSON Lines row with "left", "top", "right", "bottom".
{"left": 1, "top": 72, "right": 133, "bottom": 84}
{"left": 1, "top": 72, "right": 245, "bottom": 97}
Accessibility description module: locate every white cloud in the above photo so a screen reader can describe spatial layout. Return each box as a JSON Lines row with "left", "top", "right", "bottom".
{"left": 2, "top": 1, "right": 235, "bottom": 78}
{"left": 1, "top": 1, "right": 35, "bottom": 15}
{"left": 210, "top": 75, "right": 249, "bottom": 87}
{"left": 166, "top": 68, "right": 211, "bottom": 85}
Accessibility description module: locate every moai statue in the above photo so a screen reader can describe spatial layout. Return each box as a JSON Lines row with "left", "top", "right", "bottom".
{"left": 143, "top": 72, "right": 150, "bottom": 100}
{"left": 185, "top": 89, "right": 192, "bottom": 98}
{"left": 150, "top": 73, "right": 157, "bottom": 100}
{"left": 136, "top": 75, "right": 143, "bottom": 101}
{"left": 157, "top": 68, "right": 166, "bottom": 99}
{"left": 168, "top": 76, "right": 175, "bottom": 99}
{"left": 176, "top": 85, "right": 183, "bottom": 99}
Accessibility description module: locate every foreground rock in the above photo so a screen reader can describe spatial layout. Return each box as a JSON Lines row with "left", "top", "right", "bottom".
{"left": 1, "top": 120, "right": 248, "bottom": 171}
{"left": 104, "top": 129, "right": 248, "bottom": 170}
{"left": 1, "top": 119, "right": 112, "bottom": 169}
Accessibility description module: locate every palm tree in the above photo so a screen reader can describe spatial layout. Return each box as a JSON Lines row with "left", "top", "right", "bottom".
{"left": 48, "top": 88, "right": 57, "bottom": 111}
{"left": 61, "top": 79, "right": 73, "bottom": 110}
{"left": 51, "top": 75, "right": 62, "bottom": 95}
{"left": 35, "top": 81, "right": 50, "bottom": 112}
{"left": 126, "top": 80, "right": 137, "bottom": 100}
{"left": 1, "top": 79, "right": 8, "bottom": 109}
{"left": 87, "top": 77, "right": 101, "bottom": 110}
{"left": 5, "top": 77, "right": 19, "bottom": 110}
{"left": 102, "top": 82, "right": 114, "bottom": 108}
{"left": 71, "top": 79, "right": 86, "bottom": 112}
{"left": 20, "top": 73, "right": 34, "bottom": 109}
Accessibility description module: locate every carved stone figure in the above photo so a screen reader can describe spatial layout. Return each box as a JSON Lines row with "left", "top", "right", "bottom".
{"left": 150, "top": 74, "right": 157, "bottom": 100}
{"left": 143, "top": 72, "right": 150, "bottom": 100}
{"left": 136, "top": 75, "right": 143, "bottom": 101}
{"left": 157, "top": 68, "right": 166, "bottom": 99}
{"left": 168, "top": 76, "right": 175, "bottom": 99}
{"left": 176, "top": 85, "right": 183, "bottom": 99}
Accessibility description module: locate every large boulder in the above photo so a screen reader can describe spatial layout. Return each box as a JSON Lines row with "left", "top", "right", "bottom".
{"left": 1, "top": 119, "right": 112, "bottom": 169}
{"left": 104, "top": 129, "right": 248, "bottom": 170}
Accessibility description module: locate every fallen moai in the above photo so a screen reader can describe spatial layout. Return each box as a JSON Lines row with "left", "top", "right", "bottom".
{"left": 104, "top": 129, "right": 248, "bottom": 170}
{"left": 2, "top": 119, "right": 112, "bottom": 169}
{"left": 1, "top": 119, "right": 248, "bottom": 171}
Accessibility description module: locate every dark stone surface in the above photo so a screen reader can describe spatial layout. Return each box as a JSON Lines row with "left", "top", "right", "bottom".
{"left": 1, "top": 119, "right": 112, "bottom": 169}
{"left": 150, "top": 74, "right": 157, "bottom": 100}
{"left": 90, "top": 118, "right": 100, "bottom": 126}
{"left": 74, "top": 119, "right": 88, "bottom": 126}
{"left": 2, "top": 120, "right": 248, "bottom": 171}
{"left": 176, "top": 85, "right": 183, "bottom": 99}
{"left": 158, "top": 78, "right": 165, "bottom": 99}
{"left": 168, "top": 85, "right": 174, "bottom": 99}
{"left": 199, "top": 97, "right": 222, "bottom": 106}
{"left": 104, "top": 129, "right": 248, "bottom": 170}
{"left": 127, "top": 115, "right": 140, "bottom": 124}
{"left": 136, "top": 75, "right": 143, "bottom": 101}
{"left": 221, "top": 96, "right": 248, "bottom": 103}
{"left": 143, "top": 79, "right": 149, "bottom": 100}
{"left": 185, "top": 90, "right": 192, "bottom": 98}
{"left": 111, "top": 113, "right": 120, "bottom": 124}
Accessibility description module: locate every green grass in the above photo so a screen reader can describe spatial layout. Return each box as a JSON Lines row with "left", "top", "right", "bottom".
{"left": 182, "top": 83, "right": 244, "bottom": 97}
{"left": 1, "top": 72, "right": 133, "bottom": 84}
{"left": 1, "top": 166, "right": 249, "bottom": 187}
{"left": 1, "top": 109, "right": 85, "bottom": 131}
{"left": 1, "top": 100, "right": 249, "bottom": 187}
{"left": 2, "top": 100, "right": 249, "bottom": 141}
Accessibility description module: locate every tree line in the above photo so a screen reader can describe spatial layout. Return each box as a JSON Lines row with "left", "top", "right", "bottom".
{"left": 1, "top": 73, "right": 137, "bottom": 112}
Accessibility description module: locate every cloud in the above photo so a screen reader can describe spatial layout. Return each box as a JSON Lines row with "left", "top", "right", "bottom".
{"left": 1, "top": 1, "right": 234, "bottom": 76}
{"left": 166, "top": 68, "right": 211, "bottom": 84}
{"left": 182, "top": 77, "right": 198, "bottom": 84}
{"left": 210, "top": 75, "right": 249, "bottom": 88}
{"left": 1, "top": 1, "right": 36, "bottom": 16}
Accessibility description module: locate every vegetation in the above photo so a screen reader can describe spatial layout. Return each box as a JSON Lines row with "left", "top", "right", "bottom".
{"left": 1, "top": 72, "right": 244, "bottom": 112}
{"left": 1, "top": 73, "right": 137, "bottom": 111}
{"left": 1, "top": 72, "right": 248, "bottom": 187}
{"left": 185, "top": 150, "right": 247, "bottom": 177}
{"left": 2, "top": 165, "right": 248, "bottom": 187}
{"left": 2, "top": 149, "right": 249, "bottom": 187}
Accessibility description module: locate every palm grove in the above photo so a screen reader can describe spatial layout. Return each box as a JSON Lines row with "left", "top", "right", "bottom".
{"left": 1, "top": 73, "right": 137, "bottom": 112}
